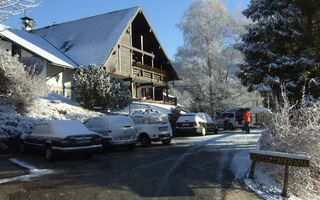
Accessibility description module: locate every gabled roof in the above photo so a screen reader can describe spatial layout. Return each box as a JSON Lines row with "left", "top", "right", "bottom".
{"left": 32, "top": 7, "right": 140, "bottom": 68}
{"left": 0, "top": 26, "right": 77, "bottom": 68}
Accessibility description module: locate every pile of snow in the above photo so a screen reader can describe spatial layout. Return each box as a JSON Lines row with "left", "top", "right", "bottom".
{"left": 27, "top": 93, "right": 102, "bottom": 121}
{"left": 0, "top": 93, "right": 177, "bottom": 141}
{"left": 0, "top": 93, "right": 103, "bottom": 140}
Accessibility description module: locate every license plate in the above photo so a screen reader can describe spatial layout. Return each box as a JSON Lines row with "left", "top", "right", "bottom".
{"left": 119, "top": 136, "right": 130, "bottom": 140}
{"left": 181, "top": 123, "right": 189, "bottom": 127}
{"left": 76, "top": 139, "right": 91, "bottom": 144}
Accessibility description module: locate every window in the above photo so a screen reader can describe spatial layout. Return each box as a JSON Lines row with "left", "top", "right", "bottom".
{"left": 12, "top": 44, "right": 21, "bottom": 57}
{"left": 133, "top": 116, "right": 144, "bottom": 124}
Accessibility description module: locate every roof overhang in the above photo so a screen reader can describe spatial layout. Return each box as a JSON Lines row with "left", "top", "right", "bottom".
{"left": 0, "top": 25, "right": 76, "bottom": 69}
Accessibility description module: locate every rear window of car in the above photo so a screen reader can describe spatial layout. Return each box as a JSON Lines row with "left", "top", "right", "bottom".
{"left": 203, "top": 114, "right": 213, "bottom": 123}
{"left": 84, "top": 117, "right": 105, "bottom": 129}
{"left": 133, "top": 116, "right": 144, "bottom": 124}
{"left": 177, "top": 115, "right": 196, "bottom": 122}
{"left": 223, "top": 113, "right": 234, "bottom": 118}
{"left": 108, "top": 116, "right": 134, "bottom": 129}
{"left": 50, "top": 121, "right": 90, "bottom": 135}
{"left": 32, "top": 123, "right": 49, "bottom": 134}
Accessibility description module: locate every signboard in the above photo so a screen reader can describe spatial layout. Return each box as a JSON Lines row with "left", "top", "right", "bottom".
{"left": 250, "top": 152, "right": 310, "bottom": 167}
{"left": 249, "top": 150, "right": 310, "bottom": 198}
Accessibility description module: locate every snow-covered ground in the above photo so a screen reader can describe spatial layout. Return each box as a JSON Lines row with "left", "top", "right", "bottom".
{"left": 171, "top": 130, "right": 302, "bottom": 200}
{"left": 0, "top": 94, "right": 305, "bottom": 199}
{"left": 0, "top": 93, "right": 176, "bottom": 139}
{"left": 0, "top": 158, "right": 54, "bottom": 184}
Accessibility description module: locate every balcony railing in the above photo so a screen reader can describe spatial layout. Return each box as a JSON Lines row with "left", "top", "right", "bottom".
{"left": 133, "top": 62, "right": 169, "bottom": 76}
{"left": 133, "top": 62, "right": 168, "bottom": 82}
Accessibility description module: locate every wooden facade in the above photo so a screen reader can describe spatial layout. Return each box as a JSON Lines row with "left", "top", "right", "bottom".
{"left": 104, "top": 10, "right": 178, "bottom": 102}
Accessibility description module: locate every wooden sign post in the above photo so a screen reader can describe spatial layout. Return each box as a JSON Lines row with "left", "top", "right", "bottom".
{"left": 249, "top": 150, "right": 310, "bottom": 198}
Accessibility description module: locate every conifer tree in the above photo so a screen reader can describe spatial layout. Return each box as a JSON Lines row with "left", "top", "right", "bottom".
{"left": 73, "top": 65, "right": 131, "bottom": 110}
{"left": 237, "top": 0, "right": 320, "bottom": 103}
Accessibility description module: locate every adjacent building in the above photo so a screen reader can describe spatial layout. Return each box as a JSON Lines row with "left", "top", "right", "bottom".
{"left": 0, "top": 7, "right": 179, "bottom": 103}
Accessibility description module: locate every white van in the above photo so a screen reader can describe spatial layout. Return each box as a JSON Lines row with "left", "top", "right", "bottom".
{"left": 84, "top": 115, "right": 137, "bottom": 150}
{"left": 131, "top": 112, "right": 172, "bottom": 147}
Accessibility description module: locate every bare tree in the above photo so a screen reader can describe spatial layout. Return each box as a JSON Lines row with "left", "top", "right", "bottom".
{"left": 174, "top": 0, "right": 259, "bottom": 115}
{"left": 0, "top": 0, "right": 41, "bottom": 23}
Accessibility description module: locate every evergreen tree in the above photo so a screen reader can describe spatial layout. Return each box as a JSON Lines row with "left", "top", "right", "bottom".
{"left": 237, "top": 0, "right": 320, "bottom": 104}
{"left": 73, "top": 65, "right": 132, "bottom": 110}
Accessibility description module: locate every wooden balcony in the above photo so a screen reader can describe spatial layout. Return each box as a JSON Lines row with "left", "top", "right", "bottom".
{"left": 133, "top": 62, "right": 168, "bottom": 83}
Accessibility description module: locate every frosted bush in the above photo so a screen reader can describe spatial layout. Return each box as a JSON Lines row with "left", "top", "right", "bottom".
{"left": 0, "top": 50, "right": 47, "bottom": 111}
{"left": 73, "top": 65, "right": 131, "bottom": 110}
{"left": 260, "top": 90, "right": 320, "bottom": 199}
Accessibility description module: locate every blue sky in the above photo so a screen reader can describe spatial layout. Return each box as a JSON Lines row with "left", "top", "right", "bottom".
{"left": 4, "top": 0, "right": 249, "bottom": 60}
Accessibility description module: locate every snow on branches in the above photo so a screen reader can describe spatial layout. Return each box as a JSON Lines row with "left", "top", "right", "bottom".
{"left": 260, "top": 89, "right": 320, "bottom": 199}
{"left": 73, "top": 64, "right": 131, "bottom": 110}
{"left": 238, "top": 0, "right": 320, "bottom": 102}
{"left": 0, "top": 50, "right": 47, "bottom": 111}
{"left": 0, "top": 0, "right": 41, "bottom": 23}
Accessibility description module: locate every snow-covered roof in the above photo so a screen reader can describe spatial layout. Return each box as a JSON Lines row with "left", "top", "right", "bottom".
{"left": 32, "top": 7, "right": 139, "bottom": 68}
{"left": 249, "top": 106, "right": 272, "bottom": 114}
{"left": 0, "top": 26, "right": 77, "bottom": 68}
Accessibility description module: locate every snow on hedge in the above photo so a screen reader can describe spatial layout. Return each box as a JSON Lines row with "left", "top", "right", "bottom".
{"left": 259, "top": 92, "right": 320, "bottom": 199}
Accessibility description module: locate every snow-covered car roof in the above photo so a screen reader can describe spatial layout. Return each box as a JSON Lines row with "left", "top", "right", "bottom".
{"left": 35, "top": 120, "right": 96, "bottom": 137}
{"left": 131, "top": 111, "right": 166, "bottom": 117}
{"left": 177, "top": 113, "right": 213, "bottom": 123}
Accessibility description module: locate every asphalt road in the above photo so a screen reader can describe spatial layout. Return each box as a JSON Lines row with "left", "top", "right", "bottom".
{"left": 0, "top": 130, "right": 262, "bottom": 200}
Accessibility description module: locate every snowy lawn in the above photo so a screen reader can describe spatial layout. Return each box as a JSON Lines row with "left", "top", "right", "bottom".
{"left": 0, "top": 93, "right": 103, "bottom": 144}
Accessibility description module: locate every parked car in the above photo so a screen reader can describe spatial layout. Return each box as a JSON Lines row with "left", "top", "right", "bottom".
{"left": 168, "top": 107, "right": 186, "bottom": 137}
{"left": 84, "top": 115, "right": 137, "bottom": 150}
{"left": 215, "top": 108, "right": 248, "bottom": 130}
{"left": 175, "top": 113, "right": 218, "bottom": 136}
{"left": 19, "top": 120, "right": 102, "bottom": 161}
{"left": 131, "top": 111, "right": 172, "bottom": 147}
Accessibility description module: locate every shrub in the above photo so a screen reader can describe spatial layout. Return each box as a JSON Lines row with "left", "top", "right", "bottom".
{"left": 0, "top": 50, "right": 47, "bottom": 111}
{"left": 260, "top": 89, "right": 320, "bottom": 199}
{"left": 73, "top": 64, "right": 132, "bottom": 110}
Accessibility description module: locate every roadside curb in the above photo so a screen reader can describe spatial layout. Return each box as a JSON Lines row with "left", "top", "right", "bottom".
{"left": 0, "top": 155, "right": 54, "bottom": 184}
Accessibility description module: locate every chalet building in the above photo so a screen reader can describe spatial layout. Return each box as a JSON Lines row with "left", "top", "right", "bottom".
{"left": 0, "top": 7, "right": 179, "bottom": 102}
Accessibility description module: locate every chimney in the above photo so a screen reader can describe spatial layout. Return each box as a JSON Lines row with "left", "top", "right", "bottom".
{"left": 21, "top": 17, "right": 36, "bottom": 32}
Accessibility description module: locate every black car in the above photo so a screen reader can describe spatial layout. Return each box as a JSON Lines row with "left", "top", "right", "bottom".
{"left": 175, "top": 113, "right": 218, "bottom": 136}
{"left": 20, "top": 120, "right": 102, "bottom": 161}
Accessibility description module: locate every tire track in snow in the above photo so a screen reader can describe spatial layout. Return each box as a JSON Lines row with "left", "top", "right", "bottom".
{"left": 154, "top": 134, "right": 233, "bottom": 197}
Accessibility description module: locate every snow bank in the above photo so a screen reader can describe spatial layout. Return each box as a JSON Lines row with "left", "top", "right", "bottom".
{"left": 244, "top": 169, "right": 301, "bottom": 200}
{"left": 0, "top": 93, "right": 102, "bottom": 140}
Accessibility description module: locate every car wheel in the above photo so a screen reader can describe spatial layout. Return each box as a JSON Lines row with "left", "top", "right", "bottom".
{"left": 227, "top": 123, "right": 234, "bottom": 130}
{"left": 162, "top": 138, "right": 171, "bottom": 145}
{"left": 139, "top": 134, "right": 150, "bottom": 147}
{"left": 201, "top": 127, "right": 206, "bottom": 136}
{"left": 126, "top": 143, "right": 136, "bottom": 151}
{"left": 45, "top": 147, "right": 54, "bottom": 161}
{"left": 19, "top": 141, "right": 27, "bottom": 154}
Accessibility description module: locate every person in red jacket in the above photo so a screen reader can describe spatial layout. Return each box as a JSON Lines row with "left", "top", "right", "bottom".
{"left": 243, "top": 110, "right": 251, "bottom": 134}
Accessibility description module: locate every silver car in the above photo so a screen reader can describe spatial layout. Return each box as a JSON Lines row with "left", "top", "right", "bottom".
{"left": 84, "top": 115, "right": 137, "bottom": 150}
